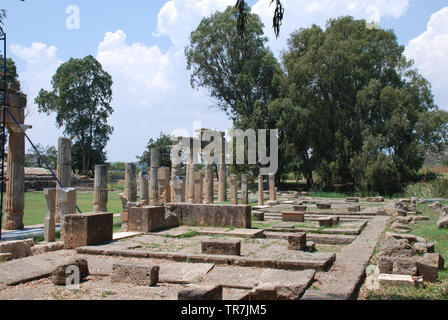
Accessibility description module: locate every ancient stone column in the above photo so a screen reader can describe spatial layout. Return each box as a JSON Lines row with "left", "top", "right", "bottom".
{"left": 203, "top": 164, "right": 214, "bottom": 204}
{"left": 230, "top": 175, "right": 238, "bottom": 205}
{"left": 44, "top": 188, "right": 57, "bottom": 242}
{"left": 218, "top": 141, "right": 227, "bottom": 202}
{"left": 125, "top": 163, "right": 137, "bottom": 202}
{"left": 172, "top": 176, "right": 185, "bottom": 203}
{"left": 170, "top": 164, "right": 182, "bottom": 201}
{"left": 57, "top": 187, "right": 76, "bottom": 242}
{"left": 55, "top": 138, "right": 72, "bottom": 222}
{"left": 185, "top": 163, "right": 190, "bottom": 201}
{"left": 193, "top": 172, "right": 203, "bottom": 204}
{"left": 139, "top": 171, "right": 149, "bottom": 205}
{"left": 269, "top": 174, "right": 276, "bottom": 201}
{"left": 4, "top": 129, "right": 25, "bottom": 230}
{"left": 158, "top": 167, "right": 171, "bottom": 203}
{"left": 149, "top": 148, "right": 160, "bottom": 204}
{"left": 241, "top": 174, "right": 249, "bottom": 205}
{"left": 93, "top": 164, "right": 108, "bottom": 212}
{"left": 258, "top": 175, "right": 264, "bottom": 206}
{"left": 187, "top": 150, "right": 197, "bottom": 204}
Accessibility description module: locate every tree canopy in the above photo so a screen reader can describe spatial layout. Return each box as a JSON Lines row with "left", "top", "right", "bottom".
{"left": 35, "top": 55, "right": 114, "bottom": 176}
{"left": 137, "top": 133, "right": 173, "bottom": 169}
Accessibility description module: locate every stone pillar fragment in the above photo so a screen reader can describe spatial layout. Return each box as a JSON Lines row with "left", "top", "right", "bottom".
{"left": 158, "top": 167, "right": 171, "bottom": 203}
{"left": 193, "top": 172, "right": 203, "bottom": 204}
{"left": 204, "top": 164, "right": 214, "bottom": 204}
{"left": 258, "top": 175, "right": 264, "bottom": 206}
{"left": 149, "top": 148, "right": 160, "bottom": 204}
{"left": 125, "top": 163, "right": 137, "bottom": 203}
{"left": 172, "top": 176, "right": 185, "bottom": 203}
{"left": 139, "top": 171, "right": 149, "bottom": 205}
{"left": 170, "top": 165, "right": 182, "bottom": 201}
{"left": 4, "top": 129, "right": 25, "bottom": 230}
{"left": 241, "top": 174, "right": 249, "bottom": 205}
{"left": 56, "top": 138, "right": 72, "bottom": 188}
{"left": 93, "top": 165, "right": 108, "bottom": 212}
{"left": 44, "top": 188, "right": 57, "bottom": 242}
{"left": 218, "top": 140, "right": 227, "bottom": 202}
{"left": 57, "top": 187, "right": 77, "bottom": 242}
{"left": 230, "top": 175, "right": 238, "bottom": 205}
{"left": 269, "top": 174, "right": 276, "bottom": 201}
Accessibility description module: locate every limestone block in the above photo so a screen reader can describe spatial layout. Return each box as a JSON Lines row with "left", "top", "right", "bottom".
{"left": 52, "top": 259, "right": 89, "bottom": 285}
{"left": 318, "top": 217, "right": 334, "bottom": 227}
{"left": 0, "top": 239, "right": 34, "bottom": 259}
{"left": 252, "top": 211, "right": 265, "bottom": 221}
{"left": 201, "top": 240, "right": 241, "bottom": 256}
{"left": 317, "top": 203, "right": 331, "bottom": 210}
{"left": 111, "top": 262, "right": 159, "bottom": 286}
{"left": 345, "top": 197, "right": 359, "bottom": 203}
{"left": 293, "top": 205, "right": 307, "bottom": 212}
{"left": 44, "top": 188, "right": 57, "bottom": 242}
{"left": 62, "top": 212, "right": 113, "bottom": 249}
{"left": 282, "top": 212, "right": 304, "bottom": 223}
{"left": 379, "top": 274, "right": 422, "bottom": 288}
{"left": 128, "top": 206, "right": 165, "bottom": 233}
{"left": 288, "top": 233, "right": 307, "bottom": 251}
{"left": 178, "top": 284, "right": 223, "bottom": 300}
{"left": 347, "top": 205, "right": 360, "bottom": 213}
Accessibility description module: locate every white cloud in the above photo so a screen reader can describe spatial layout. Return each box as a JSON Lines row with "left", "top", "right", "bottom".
{"left": 9, "top": 42, "right": 64, "bottom": 152}
{"left": 252, "top": 0, "right": 410, "bottom": 53}
{"left": 405, "top": 7, "right": 448, "bottom": 109}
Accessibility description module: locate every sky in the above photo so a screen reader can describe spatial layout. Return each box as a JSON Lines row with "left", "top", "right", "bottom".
{"left": 1, "top": 0, "right": 447, "bottom": 162}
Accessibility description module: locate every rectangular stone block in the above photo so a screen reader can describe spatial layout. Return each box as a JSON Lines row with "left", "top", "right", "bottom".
{"left": 417, "top": 253, "right": 444, "bottom": 282}
{"left": 318, "top": 217, "right": 334, "bottom": 227}
{"left": 178, "top": 284, "right": 223, "bottom": 300}
{"left": 288, "top": 233, "right": 307, "bottom": 251}
{"left": 293, "top": 205, "right": 307, "bottom": 212}
{"left": 317, "top": 203, "right": 331, "bottom": 210}
{"left": 347, "top": 205, "right": 361, "bottom": 213}
{"left": 282, "top": 212, "right": 304, "bottom": 222}
{"left": 128, "top": 206, "right": 165, "bottom": 233}
{"left": 201, "top": 240, "right": 241, "bottom": 256}
{"left": 111, "top": 262, "right": 159, "bottom": 286}
{"left": 62, "top": 212, "right": 113, "bottom": 249}
{"left": 379, "top": 274, "right": 422, "bottom": 288}
{"left": 0, "top": 239, "right": 34, "bottom": 259}
{"left": 166, "top": 203, "right": 251, "bottom": 229}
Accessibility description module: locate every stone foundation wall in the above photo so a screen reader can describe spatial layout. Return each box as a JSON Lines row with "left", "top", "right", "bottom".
{"left": 166, "top": 203, "right": 251, "bottom": 229}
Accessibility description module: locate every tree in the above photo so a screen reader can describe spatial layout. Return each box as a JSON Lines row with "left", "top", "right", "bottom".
{"left": 280, "top": 16, "right": 448, "bottom": 194}
{"left": 35, "top": 55, "right": 114, "bottom": 175}
{"left": 137, "top": 133, "right": 172, "bottom": 169}
{"left": 25, "top": 144, "right": 57, "bottom": 169}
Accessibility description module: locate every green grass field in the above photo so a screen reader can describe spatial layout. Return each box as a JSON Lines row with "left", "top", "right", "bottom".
{"left": 2, "top": 191, "right": 124, "bottom": 227}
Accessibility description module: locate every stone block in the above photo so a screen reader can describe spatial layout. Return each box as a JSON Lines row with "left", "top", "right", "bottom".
{"left": 62, "top": 212, "right": 113, "bottom": 249}
{"left": 201, "top": 240, "right": 241, "bottom": 256}
{"left": 111, "top": 262, "right": 159, "bottom": 286}
{"left": 0, "top": 239, "right": 34, "bottom": 259}
{"left": 267, "top": 200, "right": 280, "bottom": 206}
{"left": 392, "top": 258, "right": 418, "bottom": 276}
{"left": 318, "top": 217, "right": 334, "bottom": 227}
{"left": 252, "top": 211, "right": 265, "bottom": 221}
{"left": 52, "top": 259, "right": 89, "bottom": 285}
{"left": 345, "top": 197, "right": 359, "bottom": 203}
{"left": 378, "top": 274, "right": 422, "bottom": 288}
{"left": 416, "top": 253, "right": 444, "bottom": 283}
{"left": 282, "top": 212, "right": 304, "bottom": 222}
{"left": 293, "top": 205, "right": 307, "bottom": 212}
{"left": 347, "top": 205, "right": 360, "bottom": 213}
{"left": 128, "top": 206, "right": 165, "bottom": 233}
{"left": 0, "top": 253, "right": 13, "bottom": 261}
{"left": 164, "top": 211, "right": 180, "bottom": 229}
{"left": 317, "top": 203, "right": 331, "bottom": 210}
{"left": 178, "top": 284, "right": 223, "bottom": 300}
{"left": 413, "top": 242, "right": 434, "bottom": 255}
{"left": 437, "top": 217, "right": 448, "bottom": 229}
{"left": 287, "top": 233, "right": 307, "bottom": 251}
{"left": 377, "top": 238, "right": 414, "bottom": 258}
{"left": 396, "top": 216, "right": 412, "bottom": 224}
{"left": 396, "top": 209, "right": 408, "bottom": 217}
{"left": 331, "top": 216, "right": 340, "bottom": 225}
{"left": 391, "top": 222, "right": 410, "bottom": 233}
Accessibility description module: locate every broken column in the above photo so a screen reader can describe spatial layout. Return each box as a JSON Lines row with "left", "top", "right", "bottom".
{"left": 193, "top": 172, "right": 203, "bottom": 204}
{"left": 57, "top": 187, "right": 77, "bottom": 241}
{"left": 139, "top": 171, "right": 149, "bottom": 205}
{"left": 44, "top": 188, "right": 57, "bottom": 242}
{"left": 125, "top": 163, "right": 137, "bottom": 202}
{"left": 172, "top": 176, "right": 185, "bottom": 203}
{"left": 241, "top": 174, "right": 249, "bottom": 205}
{"left": 158, "top": 167, "right": 171, "bottom": 203}
{"left": 93, "top": 164, "right": 108, "bottom": 212}
{"left": 56, "top": 138, "right": 72, "bottom": 222}
{"left": 170, "top": 160, "right": 182, "bottom": 202}
{"left": 230, "top": 175, "right": 238, "bottom": 205}
{"left": 258, "top": 175, "right": 264, "bottom": 206}
{"left": 218, "top": 135, "right": 227, "bottom": 202}
{"left": 269, "top": 174, "right": 276, "bottom": 201}
{"left": 203, "top": 164, "right": 214, "bottom": 204}
{"left": 149, "top": 148, "right": 160, "bottom": 204}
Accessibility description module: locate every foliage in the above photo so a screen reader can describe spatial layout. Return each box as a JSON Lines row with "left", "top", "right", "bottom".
{"left": 25, "top": 144, "right": 57, "bottom": 169}
{"left": 35, "top": 55, "right": 114, "bottom": 175}
{"left": 137, "top": 132, "right": 172, "bottom": 169}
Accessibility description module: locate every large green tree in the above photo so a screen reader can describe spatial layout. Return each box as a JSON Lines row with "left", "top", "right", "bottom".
{"left": 35, "top": 55, "right": 114, "bottom": 175}
{"left": 280, "top": 17, "right": 447, "bottom": 194}
{"left": 137, "top": 133, "right": 172, "bottom": 169}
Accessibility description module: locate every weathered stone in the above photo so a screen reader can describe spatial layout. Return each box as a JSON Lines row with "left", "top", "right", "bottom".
{"left": 318, "top": 217, "right": 334, "bottom": 227}
{"left": 111, "top": 262, "right": 159, "bottom": 286}
{"left": 229, "top": 175, "right": 238, "bottom": 205}
{"left": 138, "top": 171, "right": 149, "bottom": 205}
{"left": 44, "top": 188, "right": 57, "bottom": 242}
{"left": 437, "top": 216, "right": 448, "bottom": 229}
{"left": 178, "top": 284, "right": 223, "bottom": 300}
{"left": 164, "top": 211, "right": 180, "bottom": 229}
{"left": 317, "top": 203, "right": 331, "bottom": 210}
{"left": 252, "top": 211, "right": 264, "bottom": 221}
{"left": 282, "top": 212, "right": 304, "bottom": 222}
{"left": 31, "top": 242, "right": 64, "bottom": 255}
{"left": 266, "top": 200, "right": 280, "bottom": 206}
{"left": 51, "top": 259, "right": 89, "bottom": 285}
{"left": 377, "top": 238, "right": 414, "bottom": 258}
{"left": 128, "top": 206, "right": 165, "bottom": 233}
{"left": 392, "top": 258, "right": 418, "bottom": 276}
{"left": 396, "top": 209, "right": 408, "bottom": 217}
{"left": 171, "top": 176, "right": 185, "bottom": 203}
{"left": 269, "top": 174, "right": 276, "bottom": 201}
{"left": 0, "top": 239, "right": 34, "bottom": 259}
{"left": 391, "top": 222, "right": 410, "bottom": 233}
{"left": 429, "top": 201, "right": 442, "bottom": 210}
{"left": 413, "top": 242, "right": 434, "bottom": 255}
{"left": 124, "top": 163, "right": 137, "bottom": 203}
{"left": 293, "top": 205, "right": 307, "bottom": 212}
{"left": 218, "top": 135, "right": 227, "bottom": 202}
{"left": 379, "top": 274, "right": 422, "bottom": 288}
{"left": 385, "top": 233, "right": 419, "bottom": 244}
{"left": 193, "top": 171, "right": 203, "bottom": 204}
{"left": 62, "top": 212, "right": 113, "bottom": 249}
{"left": 158, "top": 167, "right": 171, "bottom": 203}
{"left": 258, "top": 175, "right": 264, "bottom": 206}
{"left": 347, "top": 205, "right": 360, "bottom": 213}
{"left": 56, "top": 137, "right": 72, "bottom": 188}
{"left": 241, "top": 174, "right": 249, "bottom": 205}
{"left": 201, "top": 240, "right": 241, "bottom": 256}
{"left": 416, "top": 253, "right": 444, "bottom": 282}
{"left": 0, "top": 253, "right": 13, "bottom": 261}
{"left": 345, "top": 197, "right": 359, "bottom": 203}
{"left": 287, "top": 233, "right": 307, "bottom": 251}
{"left": 93, "top": 165, "right": 108, "bottom": 212}
{"left": 203, "top": 164, "right": 214, "bottom": 204}
{"left": 396, "top": 216, "right": 412, "bottom": 224}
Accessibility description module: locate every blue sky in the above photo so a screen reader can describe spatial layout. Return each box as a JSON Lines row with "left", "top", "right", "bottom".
{"left": 1, "top": 0, "right": 448, "bottom": 162}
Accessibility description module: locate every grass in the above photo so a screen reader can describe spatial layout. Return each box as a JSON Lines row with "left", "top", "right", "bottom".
{"left": 2, "top": 191, "right": 124, "bottom": 227}
{"left": 363, "top": 203, "right": 448, "bottom": 300}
